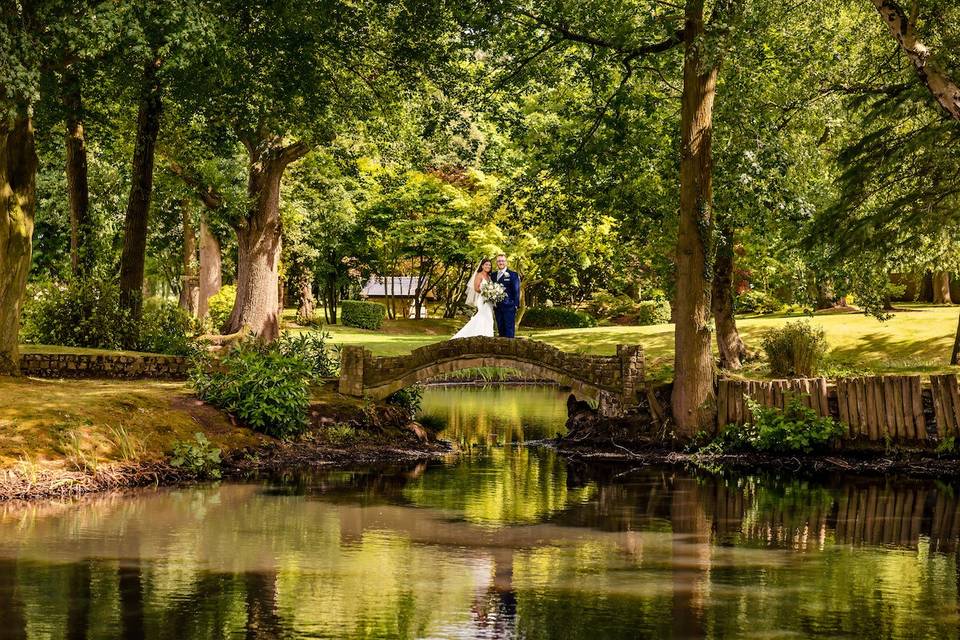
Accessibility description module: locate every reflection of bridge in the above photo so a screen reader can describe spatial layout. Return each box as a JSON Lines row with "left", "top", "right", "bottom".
{"left": 338, "top": 337, "right": 644, "bottom": 412}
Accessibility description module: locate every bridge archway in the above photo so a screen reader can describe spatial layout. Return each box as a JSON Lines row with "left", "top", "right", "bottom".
{"left": 338, "top": 337, "right": 644, "bottom": 412}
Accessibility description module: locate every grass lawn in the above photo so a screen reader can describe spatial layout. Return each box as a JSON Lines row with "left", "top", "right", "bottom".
{"left": 0, "top": 377, "right": 264, "bottom": 469}
{"left": 317, "top": 304, "right": 960, "bottom": 379}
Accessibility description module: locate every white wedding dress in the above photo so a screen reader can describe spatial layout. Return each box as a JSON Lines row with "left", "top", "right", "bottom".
{"left": 452, "top": 285, "right": 495, "bottom": 339}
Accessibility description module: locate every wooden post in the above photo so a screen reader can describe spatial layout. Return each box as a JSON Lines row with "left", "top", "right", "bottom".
{"left": 911, "top": 377, "right": 926, "bottom": 440}
{"left": 883, "top": 376, "right": 897, "bottom": 441}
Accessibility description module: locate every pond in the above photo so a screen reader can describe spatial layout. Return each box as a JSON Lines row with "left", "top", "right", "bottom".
{"left": 1, "top": 386, "right": 959, "bottom": 639}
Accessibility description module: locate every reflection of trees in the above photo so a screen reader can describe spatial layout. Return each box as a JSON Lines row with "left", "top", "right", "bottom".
{"left": 66, "top": 561, "right": 90, "bottom": 640}
{"left": 402, "top": 447, "right": 597, "bottom": 525}
{"left": 0, "top": 559, "right": 27, "bottom": 640}
{"left": 118, "top": 564, "right": 145, "bottom": 640}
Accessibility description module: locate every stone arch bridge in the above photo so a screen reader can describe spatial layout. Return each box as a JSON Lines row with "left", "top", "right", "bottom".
{"left": 338, "top": 337, "right": 644, "bottom": 415}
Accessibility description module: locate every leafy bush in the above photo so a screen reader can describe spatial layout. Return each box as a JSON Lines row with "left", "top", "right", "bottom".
{"left": 341, "top": 299, "right": 386, "bottom": 330}
{"left": 206, "top": 285, "right": 236, "bottom": 333}
{"left": 21, "top": 278, "right": 133, "bottom": 350}
{"left": 21, "top": 279, "right": 195, "bottom": 354}
{"left": 170, "top": 432, "right": 222, "bottom": 479}
{"left": 586, "top": 291, "right": 636, "bottom": 318}
{"left": 762, "top": 320, "right": 828, "bottom": 377}
{"left": 634, "top": 300, "right": 671, "bottom": 325}
{"left": 191, "top": 342, "right": 311, "bottom": 439}
{"left": 744, "top": 396, "right": 844, "bottom": 453}
{"left": 276, "top": 330, "right": 339, "bottom": 378}
{"left": 736, "top": 289, "right": 782, "bottom": 315}
{"left": 520, "top": 306, "right": 597, "bottom": 328}
{"left": 386, "top": 384, "right": 424, "bottom": 419}
{"left": 138, "top": 298, "right": 197, "bottom": 356}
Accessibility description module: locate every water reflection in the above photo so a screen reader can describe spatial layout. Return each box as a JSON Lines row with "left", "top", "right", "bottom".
{"left": 0, "top": 387, "right": 959, "bottom": 638}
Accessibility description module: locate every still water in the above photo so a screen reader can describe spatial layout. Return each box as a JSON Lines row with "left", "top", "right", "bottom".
{"left": 2, "top": 386, "right": 960, "bottom": 639}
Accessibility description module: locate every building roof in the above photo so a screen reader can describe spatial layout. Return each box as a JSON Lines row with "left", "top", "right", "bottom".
{"left": 361, "top": 276, "right": 435, "bottom": 299}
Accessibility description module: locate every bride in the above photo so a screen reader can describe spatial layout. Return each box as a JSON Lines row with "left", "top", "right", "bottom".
{"left": 452, "top": 259, "right": 495, "bottom": 339}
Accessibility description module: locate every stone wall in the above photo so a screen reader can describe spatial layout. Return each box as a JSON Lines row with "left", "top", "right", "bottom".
{"left": 19, "top": 352, "right": 191, "bottom": 380}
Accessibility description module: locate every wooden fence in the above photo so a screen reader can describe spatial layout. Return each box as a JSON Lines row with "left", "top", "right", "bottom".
{"left": 717, "top": 373, "right": 960, "bottom": 444}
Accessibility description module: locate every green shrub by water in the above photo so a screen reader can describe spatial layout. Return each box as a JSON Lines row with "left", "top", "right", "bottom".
{"left": 169, "top": 432, "right": 222, "bottom": 479}
{"left": 386, "top": 384, "right": 424, "bottom": 419}
{"left": 521, "top": 306, "right": 597, "bottom": 329}
{"left": 761, "top": 320, "right": 827, "bottom": 377}
{"left": 341, "top": 300, "right": 386, "bottom": 330}
{"left": 206, "top": 285, "right": 236, "bottom": 333}
{"left": 191, "top": 340, "right": 312, "bottom": 439}
{"left": 706, "top": 396, "right": 844, "bottom": 454}
{"left": 21, "top": 278, "right": 195, "bottom": 355}
{"left": 276, "top": 330, "right": 340, "bottom": 378}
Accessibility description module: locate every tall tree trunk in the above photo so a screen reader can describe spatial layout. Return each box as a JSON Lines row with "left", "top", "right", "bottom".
{"left": 0, "top": 114, "right": 37, "bottom": 376}
{"left": 933, "top": 271, "right": 952, "bottom": 304}
{"left": 63, "top": 65, "right": 93, "bottom": 277}
{"left": 711, "top": 223, "right": 745, "bottom": 370}
{"left": 296, "top": 270, "right": 315, "bottom": 322}
{"left": 119, "top": 57, "right": 163, "bottom": 321}
{"left": 323, "top": 272, "right": 338, "bottom": 324}
{"left": 178, "top": 199, "right": 199, "bottom": 314}
{"left": 871, "top": 0, "right": 960, "bottom": 121}
{"left": 672, "top": 0, "right": 720, "bottom": 438}
{"left": 226, "top": 137, "right": 308, "bottom": 341}
{"left": 197, "top": 215, "right": 222, "bottom": 320}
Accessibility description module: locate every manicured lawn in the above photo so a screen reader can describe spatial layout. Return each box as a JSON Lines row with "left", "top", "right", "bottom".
{"left": 320, "top": 304, "right": 960, "bottom": 378}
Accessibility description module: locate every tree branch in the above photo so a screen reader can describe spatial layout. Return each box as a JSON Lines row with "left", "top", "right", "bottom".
{"left": 870, "top": 0, "right": 960, "bottom": 120}
{"left": 513, "top": 9, "right": 683, "bottom": 58}
{"left": 167, "top": 160, "right": 223, "bottom": 210}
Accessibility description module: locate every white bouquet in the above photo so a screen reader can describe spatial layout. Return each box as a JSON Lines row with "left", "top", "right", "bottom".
{"left": 480, "top": 280, "right": 507, "bottom": 305}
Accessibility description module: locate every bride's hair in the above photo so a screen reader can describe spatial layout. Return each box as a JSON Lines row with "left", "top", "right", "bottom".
{"left": 476, "top": 259, "right": 492, "bottom": 273}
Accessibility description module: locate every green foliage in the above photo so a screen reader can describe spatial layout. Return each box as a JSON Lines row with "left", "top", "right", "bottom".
{"left": 21, "top": 279, "right": 194, "bottom": 355}
{"left": 736, "top": 289, "right": 782, "bottom": 315}
{"left": 704, "top": 396, "right": 844, "bottom": 455}
{"left": 521, "top": 307, "right": 597, "bottom": 329}
{"left": 634, "top": 300, "right": 671, "bottom": 326}
{"left": 138, "top": 298, "right": 197, "bottom": 356}
{"left": 206, "top": 285, "right": 237, "bottom": 334}
{"left": 323, "top": 423, "right": 359, "bottom": 445}
{"left": 341, "top": 300, "right": 386, "bottom": 330}
{"left": 762, "top": 321, "right": 828, "bottom": 377}
{"left": 169, "top": 432, "right": 222, "bottom": 479}
{"left": 386, "top": 384, "right": 424, "bottom": 419}
{"left": 191, "top": 343, "right": 311, "bottom": 439}
{"left": 744, "top": 396, "right": 845, "bottom": 454}
{"left": 276, "top": 330, "right": 340, "bottom": 379}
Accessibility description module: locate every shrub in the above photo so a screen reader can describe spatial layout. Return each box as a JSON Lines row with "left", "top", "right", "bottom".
{"left": 634, "top": 300, "right": 671, "bottom": 325}
{"left": 744, "top": 396, "right": 844, "bottom": 453}
{"left": 762, "top": 320, "right": 827, "bottom": 377}
{"left": 341, "top": 299, "right": 386, "bottom": 330}
{"left": 586, "top": 291, "right": 636, "bottom": 318}
{"left": 170, "top": 432, "right": 222, "bottom": 479}
{"left": 191, "top": 342, "right": 311, "bottom": 439}
{"left": 736, "top": 289, "right": 781, "bottom": 315}
{"left": 138, "top": 298, "right": 196, "bottom": 356}
{"left": 206, "top": 285, "right": 237, "bottom": 333}
{"left": 520, "top": 306, "right": 597, "bottom": 329}
{"left": 386, "top": 384, "right": 424, "bottom": 420}
{"left": 21, "top": 278, "right": 134, "bottom": 350}
{"left": 276, "top": 330, "right": 340, "bottom": 378}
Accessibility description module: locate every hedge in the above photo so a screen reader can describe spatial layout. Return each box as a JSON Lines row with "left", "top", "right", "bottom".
{"left": 635, "top": 300, "right": 671, "bottom": 325}
{"left": 341, "top": 300, "right": 386, "bottom": 330}
{"left": 520, "top": 306, "right": 597, "bottom": 329}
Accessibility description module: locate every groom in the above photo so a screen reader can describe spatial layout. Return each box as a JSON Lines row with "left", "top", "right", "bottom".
{"left": 493, "top": 254, "right": 520, "bottom": 338}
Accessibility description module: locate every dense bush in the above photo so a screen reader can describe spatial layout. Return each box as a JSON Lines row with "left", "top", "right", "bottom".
{"left": 206, "top": 285, "right": 236, "bottom": 333}
{"left": 520, "top": 306, "right": 597, "bottom": 328}
{"left": 276, "top": 330, "right": 340, "bottom": 378}
{"left": 169, "top": 432, "right": 222, "bottom": 479}
{"left": 586, "top": 291, "right": 635, "bottom": 318}
{"left": 705, "top": 396, "right": 844, "bottom": 454}
{"left": 736, "top": 289, "right": 782, "bottom": 315}
{"left": 21, "top": 278, "right": 195, "bottom": 355}
{"left": 386, "top": 384, "right": 424, "bottom": 420}
{"left": 634, "top": 300, "right": 671, "bottom": 325}
{"left": 762, "top": 320, "right": 827, "bottom": 377}
{"left": 191, "top": 341, "right": 312, "bottom": 439}
{"left": 138, "top": 298, "right": 197, "bottom": 356}
{"left": 341, "top": 299, "right": 386, "bottom": 329}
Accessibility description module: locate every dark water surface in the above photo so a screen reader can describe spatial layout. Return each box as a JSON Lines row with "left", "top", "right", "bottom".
{"left": 2, "top": 386, "right": 960, "bottom": 639}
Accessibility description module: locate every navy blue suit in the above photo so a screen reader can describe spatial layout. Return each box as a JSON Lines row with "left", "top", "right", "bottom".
{"left": 493, "top": 269, "right": 520, "bottom": 338}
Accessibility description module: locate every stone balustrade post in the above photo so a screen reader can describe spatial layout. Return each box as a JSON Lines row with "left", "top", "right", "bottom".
{"left": 617, "top": 344, "right": 645, "bottom": 402}
{"left": 338, "top": 345, "right": 367, "bottom": 397}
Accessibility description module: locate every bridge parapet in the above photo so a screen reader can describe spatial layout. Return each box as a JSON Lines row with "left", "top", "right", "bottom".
{"left": 338, "top": 337, "right": 645, "bottom": 416}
